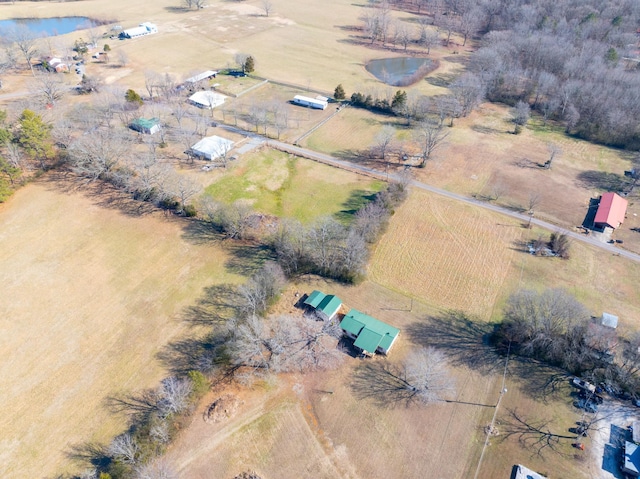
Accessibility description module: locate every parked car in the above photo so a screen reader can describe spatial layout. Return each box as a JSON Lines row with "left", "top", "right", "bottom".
{"left": 572, "top": 377, "right": 596, "bottom": 393}
{"left": 574, "top": 398, "right": 599, "bottom": 413}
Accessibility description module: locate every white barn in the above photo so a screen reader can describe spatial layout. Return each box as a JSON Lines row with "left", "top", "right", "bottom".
{"left": 120, "top": 22, "right": 158, "bottom": 39}
{"left": 185, "top": 70, "right": 218, "bottom": 84}
{"left": 189, "top": 91, "right": 226, "bottom": 109}
{"left": 292, "top": 95, "right": 328, "bottom": 110}
{"left": 190, "top": 136, "right": 234, "bottom": 161}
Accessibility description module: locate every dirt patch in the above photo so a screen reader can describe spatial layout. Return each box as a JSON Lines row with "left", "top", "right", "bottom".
{"left": 205, "top": 394, "right": 243, "bottom": 424}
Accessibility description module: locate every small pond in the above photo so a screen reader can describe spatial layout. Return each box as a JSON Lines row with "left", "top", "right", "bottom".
{"left": 0, "top": 17, "right": 92, "bottom": 37}
{"left": 366, "top": 57, "right": 434, "bottom": 86}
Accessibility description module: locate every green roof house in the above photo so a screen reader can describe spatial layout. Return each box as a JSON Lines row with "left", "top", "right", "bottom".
{"left": 303, "top": 290, "right": 342, "bottom": 321}
{"left": 130, "top": 117, "right": 161, "bottom": 135}
{"left": 340, "top": 309, "right": 400, "bottom": 356}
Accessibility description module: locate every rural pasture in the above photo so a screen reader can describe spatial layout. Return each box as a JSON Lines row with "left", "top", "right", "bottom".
{"left": 204, "top": 148, "right": 383, "bottom": 223}
{"left": 1, "top": 0, "right": 640, "bottom": 478}
{"left": 0, "top": 177, "right": 251, "bottom": 478}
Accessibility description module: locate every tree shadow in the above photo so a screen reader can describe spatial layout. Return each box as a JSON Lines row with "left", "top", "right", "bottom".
{"left": 471, "top": 124, "right": 503, "bottom": 135}
{"left": 104, "top": 389, "right": 158, "bottom": 420}
{"left": 66, "top": 441, "right": 111, "bottom": 472}
{"left": 406, "top": 311, "right": 504, "bottom": 374}
{"left": 180, "top": 283, "right": 241, "bottom": 326}
{"left": 350, "top": 361, "right": 417, "bottom": 408}
{"left": 224, "top": 243, "right": 274, "bottom": 276}
{"left": 508, "top": 358, "right": 572, "bottom": 403}
{"left": 426, "top": 73, "right": 456, "bottom": 88}
{"left": 181, "top": 218, "right": 226, "bottom": 245}
{"left": 157, "top": 329, "right": 230, "bottom": 376}
{"left": 577, "top": 170, "right": 630, "bottom": 192}
{"left": 334, "top": 189, "right": 378, "bottom": 223}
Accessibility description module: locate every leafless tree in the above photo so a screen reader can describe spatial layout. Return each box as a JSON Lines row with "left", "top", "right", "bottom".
{"left": 229, "top": 314, "right": 342, "bottom": 380}
{"left": 421, "top": 28, "right": 440, "bottom": 54}
{"left": 68, "top": 128, "right": 132, "bottom": 181}
{"left": 108, "top": 433, "right": 139, "bottom": 464}
{"left": 157, "top": 376, "right": 193, "bottom": 416}
{"left": 545, "top": 143, "right": 562, "bottom": 169}
{"left": 415, "top": 118, "right": 449, "bottom": 167}
{"left": 167, "top": 172, "right": 201, "bottom": 212}
{"left": 308, "top": 217, "right": 347, "bottom": 273}
{"left": 459, "top": 8, "right": 482, "bottom": 46}
{"left": 144, "top": 70, "right": 160, "bottom": 99}
{"left": 5, "top": 26, "right": 39, "bottom": 75}
{"left": 374, "top": 125, "right": 396, "bottom": 163}
{"left": 261, "top": 0, "right": 273, "bottom": 16}
{"left": 393, "top": 21, "right": 412, "bottom": 51}
{"left": 209, "top": 200, "right": 255, "bottom": 240}
{"left": 354, "top": 200, "right": 388, "bottom": 243}
{"left": 135, "top": 458, "right": 179, "bottom": 479}
{"left": 450, "top": 72, "right": 484, "bottom": 117}
{"left": 404, "top": 347, "right": 456, "bottom": 404}
{"left": 489, "top": 180, "right": 508, "bottom": 202}
{"left": 511, "top": 100, "right": 530, "bottom": 134}
{"left": 32, "top": 72, "right": 65, "bottom": 105}
{"left": 434, "top": 12, "right": 457, "bottom": 46}
{"left": 237, "top": 262, "right": 286, "bottom": 317}
{"left": 502, "top": 288, "right": 590, "bottom": 366}
{"left": 117, "top": 49, "right": 129, "bottom": 67}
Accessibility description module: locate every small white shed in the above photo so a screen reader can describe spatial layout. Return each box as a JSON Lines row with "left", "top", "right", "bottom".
{"left": 601, "top": 313, "right": 619, "bottom": 329}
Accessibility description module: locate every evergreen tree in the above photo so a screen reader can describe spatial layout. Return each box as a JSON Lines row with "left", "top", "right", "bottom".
{"left": 334, "top": 84, "right": 346, "bottom": 100}
{"left": 125, "top": 89, "right": 143, "bottom": 106}
{"left": 18, "top": 110, "right": 53, "bottom": 169}
{"left": 244, "top": 56, "right": 255, "bottom": 74}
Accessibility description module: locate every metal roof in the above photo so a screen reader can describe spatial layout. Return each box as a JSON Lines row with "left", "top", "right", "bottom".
{"left": 185, "top": 70, "right": 218, "bottom": 83}
{"left": 340, "top": 309, "right": 399, "bottom": 354}
{"left": 594, "top": 192, "right": 628, "bottom": 228}
{"left": 131, "top": 117, "right": 159, "bottom": 129}
{"left": 317, "top": 294, "right": 342, "bottom": 317}
{"left": 514, "top": 465, "right": 547, "bottom": 479}
{"left": 304, "top": 290, "right": 325, "bottom": 309}
{"left": 624, "top": 441, "right": 640, "bottom": 475}
{"left": 601, "top": 312, "right": 619, "bottom": 329}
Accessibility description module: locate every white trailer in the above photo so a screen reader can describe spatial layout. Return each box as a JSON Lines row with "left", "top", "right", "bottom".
{"left": 292, "top": 95, "right": 328, "bottom": 110}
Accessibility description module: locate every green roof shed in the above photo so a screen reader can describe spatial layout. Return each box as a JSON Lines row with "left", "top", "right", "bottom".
{"left": 316, "top": 294, "right": 342, "bottom": 319}
{"left": 304, "top": 290, "right": 326, "bottom": 309}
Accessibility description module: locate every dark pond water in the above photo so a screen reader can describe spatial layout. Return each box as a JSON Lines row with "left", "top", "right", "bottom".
{"left": 366, "top": 57, "right": 433, "bottom": 86}
{"left": 0, "top": 17, "right": 92, "bottom": 37}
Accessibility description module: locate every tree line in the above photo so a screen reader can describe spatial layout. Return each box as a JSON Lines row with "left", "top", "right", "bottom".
{"left": 496, "top": 288, "right": 640, "bottom": 396}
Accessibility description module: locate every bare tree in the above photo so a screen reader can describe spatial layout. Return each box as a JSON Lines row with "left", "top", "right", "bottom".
{"left": 68, "top": 128, "right": 132, "bottom": 181}
{"left": 422, "top": 28, "right": 440, "bottom": 54}
{"left": 489, "top": 180, "right": 508, "bottom": 202}
{"left": 237, "top": 262, "right": 286, "bottom": 317}
{"left": 167, "top": 173, "right": 201, "bottom": 212}
{"left": 450, "top": 72, "right": 484, "bottom": 117}
{"left": 511, "top": 100, "right": 530, "bottom": 134}
{"left": 157, "top": 376, "right": 193, "bottom": 416}
{"left": 32, "top": 72, "right": 66, "bottom": 105}
{"left": 545, "top": 143, "right": 562, "bottom": 169}
{"left": 261, "top": 0, "right": 273, "bottom": 17}
{"left": 374, "top": 125, "right": 396, "bottom": 163}
{"left": 502, "top": 288, "right": 590, "bottom": 366}
{"left": 404, "top": 347, "right": 456, "bottom": 404}
{"left": 415, "top": 118, "right": 449, "bottom": 167}
{"left": 5, "top": 26, "right": 39, "bottom": 75}
{"left": 116, "top": 49, "right": 129, "bottom": 67}
{"left": 135, "top": 458, "right": 179, "bottom": 479}
{"left": 108, "top": 433, "right": 139, "bottom": 464}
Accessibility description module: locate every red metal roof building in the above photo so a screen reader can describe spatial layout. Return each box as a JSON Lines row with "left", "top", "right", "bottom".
{"left": 594, "top": 192, "right": 628, "bottom": 229}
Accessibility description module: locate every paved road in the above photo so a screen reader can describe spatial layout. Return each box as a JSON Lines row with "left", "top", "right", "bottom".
{"left": 267, "top": 140, "right": 640, "bottom": 264}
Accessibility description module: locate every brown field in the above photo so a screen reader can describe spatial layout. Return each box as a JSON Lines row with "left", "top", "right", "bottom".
{"left": 2, "top": 1, "right": 640, "bottom": 478}
{"left": 0, "top": 177, "right": 250, "bottom": 478}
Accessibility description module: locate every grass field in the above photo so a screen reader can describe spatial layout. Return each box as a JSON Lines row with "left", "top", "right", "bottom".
{"left": 0, "top": 177, "right": 251, "bottom": 478}
{"left": 204, "top": 148, "right": 384, "bottom": 223}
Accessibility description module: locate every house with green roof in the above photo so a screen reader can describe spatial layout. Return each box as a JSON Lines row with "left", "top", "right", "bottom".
{"left": 340, "top": 309, "right": 400, "bottom": 356}
{"left": 303, "top": 290, "right": 342, "bottom": 321}
{"left": 130, "top": 117, "right": 161, "bottom": 135}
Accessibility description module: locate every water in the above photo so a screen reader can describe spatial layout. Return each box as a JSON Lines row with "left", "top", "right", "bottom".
{"left": 0, "top": 17, "right": 92, "bottom": 37}
{"left": 366, "top": 57, "right": 433, "bottom": 86}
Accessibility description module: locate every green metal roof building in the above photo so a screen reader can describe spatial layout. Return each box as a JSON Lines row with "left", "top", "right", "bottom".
{"left": 303, "top": 290, "right": 342, "bottom": 320}
{"left": 340, "top": 309, "right": 400, "bottom": 356}
{"left": 130, "top": 117, "right": 161, "bottom": 135}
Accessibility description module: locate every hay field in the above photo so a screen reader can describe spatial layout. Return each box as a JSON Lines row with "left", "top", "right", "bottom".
{"left": 205, "top": 148, "right": 383, "bottom": 223}
{"left": 0, "top": 178, "right": 247, "bottom": 478}
{"left": 370, "top": 188, "right": 523, "bottom": 319}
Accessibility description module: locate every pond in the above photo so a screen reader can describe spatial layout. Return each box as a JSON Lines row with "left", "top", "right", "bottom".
{"left": 0, "top": 17, "right": 92, "bottom": 37}
{"left": 365, "top": 57, "right": 434, "bottom": 87}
